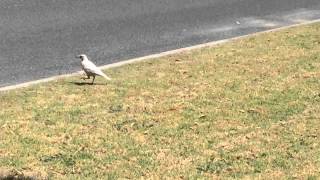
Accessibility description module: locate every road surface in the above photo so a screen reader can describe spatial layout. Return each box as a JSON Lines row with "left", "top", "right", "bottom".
{"left": 1, "top": 0, "right": 320, "bottom": 87}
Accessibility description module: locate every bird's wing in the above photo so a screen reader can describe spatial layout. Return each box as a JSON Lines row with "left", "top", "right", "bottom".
{"left": 83, "top": 60, "right": 111, "bottom": 80}
{"left": 83, "top": 60, "right": 102, "bottom": 75}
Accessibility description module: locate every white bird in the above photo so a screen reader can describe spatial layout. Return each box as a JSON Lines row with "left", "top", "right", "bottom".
{"left": 76, "top": 54, "right": 111, "bottom": 84}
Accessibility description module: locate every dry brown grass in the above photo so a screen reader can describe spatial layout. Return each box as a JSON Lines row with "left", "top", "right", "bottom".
{"left": 1, "top": 23, "right": 320, "bottom": 179}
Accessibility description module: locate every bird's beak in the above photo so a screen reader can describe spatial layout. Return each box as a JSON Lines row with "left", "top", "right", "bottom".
{"left": 76, "top": 55, "right": 81, "bottom": 58}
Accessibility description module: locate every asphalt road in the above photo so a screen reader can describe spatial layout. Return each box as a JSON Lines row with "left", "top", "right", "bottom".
{"left": 1, "top": 0, "right": 320, "bottom": 87}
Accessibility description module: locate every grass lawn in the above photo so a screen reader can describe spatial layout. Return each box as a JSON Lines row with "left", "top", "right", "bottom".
{"left": 1, "top": 23, "right": 320, "bottom": 179}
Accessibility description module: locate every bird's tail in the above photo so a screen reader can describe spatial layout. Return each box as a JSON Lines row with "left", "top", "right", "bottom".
{"left": 101, "top": 73, "right": 112, "bottom": 81}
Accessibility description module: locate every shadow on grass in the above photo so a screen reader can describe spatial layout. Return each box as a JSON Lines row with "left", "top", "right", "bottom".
{"left": 0, "top": 167, "right": 48, "bottom": 180}
{"left": 68, "top": 81, "right": 107, "bottom": 86}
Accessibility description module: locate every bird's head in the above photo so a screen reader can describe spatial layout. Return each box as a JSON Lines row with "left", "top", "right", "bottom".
{"left": 76, "top": 54, "right": 88, "bottom": 61}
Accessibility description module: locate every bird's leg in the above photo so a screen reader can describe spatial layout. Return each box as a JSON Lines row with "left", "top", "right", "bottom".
{"left": 91, "top": 76, "right": 96, "bottom": 84}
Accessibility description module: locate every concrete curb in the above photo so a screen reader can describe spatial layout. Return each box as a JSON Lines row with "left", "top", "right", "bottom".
{"left": 1, "top": 19, "right": 320, "bottom": 92}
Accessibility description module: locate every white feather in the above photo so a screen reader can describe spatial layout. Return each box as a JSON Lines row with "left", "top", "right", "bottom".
{"left": 80, "top": 55, "right": 111, "bottom": 81}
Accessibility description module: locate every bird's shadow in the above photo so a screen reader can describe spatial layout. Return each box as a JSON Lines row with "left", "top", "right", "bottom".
{"left": 68, "top": 81, "right": 106, "bottom": 86}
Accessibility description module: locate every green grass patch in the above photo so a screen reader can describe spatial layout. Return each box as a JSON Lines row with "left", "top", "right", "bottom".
{"left": 1, "top": 23, "right": 320, "bottom": 179}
